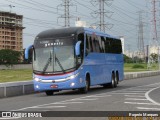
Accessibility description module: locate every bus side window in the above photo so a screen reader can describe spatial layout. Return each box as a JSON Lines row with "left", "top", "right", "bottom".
{"left": 109, "top": 39, "right": 113, "bottom": 53}
{"left": 100, "top": 36, "right": 105, "bottom": 53}
{"left": 86, "top": 34, "right": 90, "bottom": 56}
{"left": 110, "top": 39, "right": 122, "bottom": 54}
{"left": 92, "top": 37, "right": 96, "bottom": 52}
{"left": 105, "top": 37, "right": 110, "bottom": 53}
{"left": 86, "top": 34, "right": 89, "bottom": 51}
{"left": 95, "top": 36, "right": 100, "bottom": 53}
{"left": 97, "top": 36, "right": 102, "bottom": 53}
{"left": 78, "top": 33, "right": 84, "bottom": 60}
{"left": 89, "top": 36, "right": 93, "bottom": 52}
{"left": 115, "top": 39, "right": 122, "bottom": 54}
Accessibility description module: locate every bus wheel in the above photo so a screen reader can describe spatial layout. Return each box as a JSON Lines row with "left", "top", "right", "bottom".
{"left": 45, "top": 90, "right": 54, "bottom": 96}
{"left": 114, "top": 75, "right": 118, "bottom": 88}
{"left": 110, "top": 74, "right": 116, "bottom": 88}
{"left": 79, "top": 79, "right": 90, "bottom": 94}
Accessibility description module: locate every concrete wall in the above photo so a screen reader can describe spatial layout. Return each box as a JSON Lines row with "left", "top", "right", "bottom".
{"left": 124, "top": 71, "right": 160, "bottom": 80}
{"left": 0, "top": 81, "right": 34, "bottom": 98}
{"left": 0, "top": 64, "right": 32, "bottom": 70}
{"left": 0, "top": 71, "right": 160, "bottom": 98}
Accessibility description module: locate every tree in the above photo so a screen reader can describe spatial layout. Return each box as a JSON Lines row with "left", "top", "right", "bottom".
{"left": 150, "top": 53, "right": 158, "bottom": 63}
{"left": 0, "top": 49, "right": 21, "bottom": 67}
{"left": 124, "top": 54, "right": 132, "bottom": 63}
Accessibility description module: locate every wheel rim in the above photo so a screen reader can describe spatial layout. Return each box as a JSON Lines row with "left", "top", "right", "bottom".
{"left": 112, "top": 77, "right": 115, "bottom": 87}
{"left": 114, "top": 77, "right": 117, "bottom": 87}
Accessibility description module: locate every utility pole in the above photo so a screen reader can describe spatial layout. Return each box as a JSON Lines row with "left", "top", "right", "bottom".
{"left": 91, "top": 0, "right": 114, "bottom": 32}
{"left": 57, "top": 0, "right": 75, "bottom": 27}
{"left": 137, "top": 11, "right": 145, "bottom": 61}
{"left": 147, "top": 0, "right": 159, "bottom": 70}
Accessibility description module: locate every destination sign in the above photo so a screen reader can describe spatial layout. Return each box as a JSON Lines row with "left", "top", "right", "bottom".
{"left": 34, "top": 37, "right": 75, "bottom": 48}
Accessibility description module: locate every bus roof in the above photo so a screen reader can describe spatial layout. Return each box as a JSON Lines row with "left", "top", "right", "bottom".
{"left": 36, "top": 27, "right": 119, "bottom": 39}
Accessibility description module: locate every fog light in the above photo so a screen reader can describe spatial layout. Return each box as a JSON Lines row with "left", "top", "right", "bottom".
{"left": 35, "top": 85, "right": 39, "bottom": 89}
{"left": 70, "top": 82, "right": 75, "bottom": 87}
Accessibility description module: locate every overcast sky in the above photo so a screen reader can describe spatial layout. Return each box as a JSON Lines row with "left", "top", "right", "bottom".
{"left": 0, "top": 0, "right": 160, "bottom": 51}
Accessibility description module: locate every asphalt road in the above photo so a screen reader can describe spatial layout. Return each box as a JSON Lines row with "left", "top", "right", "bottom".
{"left": 0, "top": 75, "right": 160, "bottom": 120}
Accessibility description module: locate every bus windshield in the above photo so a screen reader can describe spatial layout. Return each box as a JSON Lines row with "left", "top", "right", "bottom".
{"left": 33, "top": 37, "right": 76, "bottom": 74}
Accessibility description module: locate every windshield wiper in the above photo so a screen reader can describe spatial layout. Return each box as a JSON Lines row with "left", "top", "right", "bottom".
{"left": 42, "top": 52, "right": 52, "bottom": 74}
{"left": 55, "top": 54, "right": 65, "bottom": 74}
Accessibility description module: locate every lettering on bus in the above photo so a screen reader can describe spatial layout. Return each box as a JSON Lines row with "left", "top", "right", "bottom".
{"left": 45, "top": 41, "right": 64, "bottom": 47}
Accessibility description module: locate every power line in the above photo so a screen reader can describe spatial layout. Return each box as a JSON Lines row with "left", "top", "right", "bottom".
{"left": 74, "top": 0, "right": 94, "bottom": 11}
{"left": 91, "top": 0, "right": 114, "bottom": 32}
{"left": 57, "top": 0, "right": 76, "bottom": 27}
{"left": 24, "top": 22, "right": 53, "bottom": 28}
{"left": 123, "top": 0, "right": 143, "bottom": 10}
{"left": 5, "top": 0, "right": 60, "bottom": 15}
{"left": 110, "top": 5, "right": 138, "bottom": 21}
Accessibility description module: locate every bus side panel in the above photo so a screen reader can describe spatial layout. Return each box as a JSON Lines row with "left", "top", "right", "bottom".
{"left": 105, "top": 53, "right": 124, "bottom": 82}
{"left": 83, "top": 53, "right": 124, "bottom": 86}
{"left": 83, "top": 53, "right": 110, "bottom": 86}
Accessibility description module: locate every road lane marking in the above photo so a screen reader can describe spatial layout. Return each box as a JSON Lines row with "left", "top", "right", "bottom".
{"left": 127, "top": 88, "right": 151, "bottom": 90}
{"left": 125, "top": 98, "right": 148, "bottom": 101}
{"left": 71, "top": 98, "right": 98, "bottom": 101}
{"left": 12, "top": 82, "right": 160, "bottom": 111}
{"left": 33, "top": 106, "right": 66, "bottom": 108}
{"left": 119, "top": 91, "right": 147, "bottom": 93}
{"left": 145, "top": 86, "right": 160, "bottom": 106}
{"left": 137, "top": 107, "right": 160, "bottom": 110}
{"left": 12, "top": 95, "right": 100, "bottom": 111}
{"left": 124, "top": 102, "right": 155, "bottom": 105}
{"left": 124, "top": 95, "right": 145, "bottom": 97}
{"left": 53, "top": 102, "right": 83, "bottom": 104}
{"left": 111, "top": 93, "right": 144, "bottom": 94}
{"left": 86, "top": 95, "right": 111, "bottom": 98}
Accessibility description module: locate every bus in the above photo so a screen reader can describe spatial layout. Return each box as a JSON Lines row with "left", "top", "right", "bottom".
{"left": 25, "top": 27, "right": 124, "bottom": 96}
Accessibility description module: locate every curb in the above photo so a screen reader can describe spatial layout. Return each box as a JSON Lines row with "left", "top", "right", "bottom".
{"left": 124, "top": 71, "right": 160, "bottom": 80}
{"left": 0, "top": 71, "right": 160, "bottom": 98}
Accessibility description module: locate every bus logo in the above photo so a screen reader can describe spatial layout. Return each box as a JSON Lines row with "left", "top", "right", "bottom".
{"left": 45, "top": 40, "right": 64, "bottom": 47}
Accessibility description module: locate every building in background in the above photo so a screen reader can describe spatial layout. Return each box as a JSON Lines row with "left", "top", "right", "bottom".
{"left": 0, "top": 11, "right": 24, "bottom": 52}
{"left": 149, "top": 45, "right": 159, "bottom": 54}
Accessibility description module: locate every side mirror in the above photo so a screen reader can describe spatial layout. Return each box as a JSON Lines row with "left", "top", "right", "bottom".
{"left": 25, "top": 45, "right": 33, "bottom": 59}
{"left": 75, "top": 41, "right": 81, "bottom": 56}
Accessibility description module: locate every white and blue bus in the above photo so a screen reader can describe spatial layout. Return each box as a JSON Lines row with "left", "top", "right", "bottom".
{"left": 25, "top": 27, "right": 124, "bottom": 95}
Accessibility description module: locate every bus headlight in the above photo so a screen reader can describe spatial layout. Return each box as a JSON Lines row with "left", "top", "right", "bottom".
{"left": 34, "top": 77, "right": 41, "bottom": 82}
{"left": 66, "top": 73, "right": 79, "bottom": 80}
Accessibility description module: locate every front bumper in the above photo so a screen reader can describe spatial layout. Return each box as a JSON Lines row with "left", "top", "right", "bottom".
{"left": 33, "top": 77, "right": 85, "bottom": 92}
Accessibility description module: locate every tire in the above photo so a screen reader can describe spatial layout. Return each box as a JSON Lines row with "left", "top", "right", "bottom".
{"left": 116, "top": 72, "right": 119, "bottom": 85}
{"left": 109, "top": 74, "right": 116, "bottom": 88}
{"left": 114, "top": 75, "right": 118, "bottom": 88}
{"left": 45, "top": 90, "right": 54, "bottom": 96}
{"left": 79, "top": 78, "right": 90, "bottom": 94}
{"left": 114, "top": 74, "right": 119, "bottom": 87}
